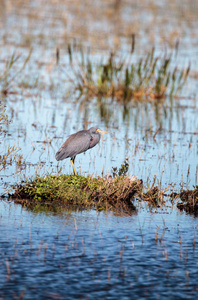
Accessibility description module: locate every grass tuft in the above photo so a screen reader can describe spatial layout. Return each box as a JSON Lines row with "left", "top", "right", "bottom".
{"left": 67, "top": 45, "right": 190, "bottom": 102}
{"left": 0, "top": 49, "right": 32, "bottom": 95}
{"left": 171, "top": 187, "right": 198, "bottom": 215}
{"left": 10, "top": 175, "right": 141, "bottom": 214}
{"left": 9, "top": 170, "right": 169, "bottom": 215}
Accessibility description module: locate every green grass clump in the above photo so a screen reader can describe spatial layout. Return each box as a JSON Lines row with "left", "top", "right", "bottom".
{"left": 11, "top": 174, "right": 144, "bottom": 214}
{"left": 10, "top": 172, "right": 166, "bottom": 214}
{"left": 68, "top": 45, "right": 190, "bottom": 102}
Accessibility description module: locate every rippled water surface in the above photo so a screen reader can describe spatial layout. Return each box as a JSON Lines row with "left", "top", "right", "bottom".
{"left": 0, "top": 202, "right": 198, "bottom": 299}
{"left": 0, "top": 0, "right": 198, "bottom": 298}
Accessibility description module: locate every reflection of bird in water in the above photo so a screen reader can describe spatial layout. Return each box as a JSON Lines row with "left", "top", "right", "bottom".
{"left": 55, "top": 127, "right": 108, "bottom": 175}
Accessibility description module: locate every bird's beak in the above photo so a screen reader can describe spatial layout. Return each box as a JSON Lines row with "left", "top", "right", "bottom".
{"left": 97, "top": 129, "right": 109, "bottom": 134}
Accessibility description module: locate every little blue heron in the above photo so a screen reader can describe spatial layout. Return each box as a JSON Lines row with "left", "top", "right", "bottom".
{"left": 55, "top": 127, "right": 108, "bottom": 175}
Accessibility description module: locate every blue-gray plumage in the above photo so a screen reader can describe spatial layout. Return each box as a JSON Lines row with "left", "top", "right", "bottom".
{"left": 55, "top": 127, "right": 108, "bottom": 175}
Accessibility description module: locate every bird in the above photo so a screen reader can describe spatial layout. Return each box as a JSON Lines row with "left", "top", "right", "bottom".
{"left": 55, "top": 127, "right": 108, "bottom": 175}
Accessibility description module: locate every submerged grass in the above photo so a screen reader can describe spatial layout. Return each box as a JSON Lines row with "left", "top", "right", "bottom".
{"left": 0, "top": 104, "right": 8, "bottom": 129}
{"left": 0, "top": 104, "right": 24, "bottom": 172}
{"left": 0, "top": 49, "right": 32, "bottom": 95}
{"left": 68, "top": 44, "right": 190, "bottom": 102}
{"left": 172, "top": 187, "right": 198, "bottom": 215}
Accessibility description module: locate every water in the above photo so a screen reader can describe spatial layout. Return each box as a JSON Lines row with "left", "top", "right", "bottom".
{"left": 0, "top": 201, "right": 197, "bottom": 299}
{"left": 1, "top": 92, "right": 197, "bottom": 190}
{"left": 0, "top": 0, "right": 198, "bottom": 298}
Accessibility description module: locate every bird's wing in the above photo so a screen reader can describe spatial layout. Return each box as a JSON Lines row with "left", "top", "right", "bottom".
{"left": 55, "top": 131, "right": 91, "bottom": 161}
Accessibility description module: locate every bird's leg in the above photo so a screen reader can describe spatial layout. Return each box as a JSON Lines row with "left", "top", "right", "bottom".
{"left": 70, "top": 158, "right": 77, "bottom": 175}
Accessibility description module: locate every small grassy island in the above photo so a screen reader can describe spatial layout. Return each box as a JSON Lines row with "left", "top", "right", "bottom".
{"left": 10, "top": 173, "right": 163, "bottom": 215}
{"left": 9, "top": 173, "right": 198, "bottom": 216}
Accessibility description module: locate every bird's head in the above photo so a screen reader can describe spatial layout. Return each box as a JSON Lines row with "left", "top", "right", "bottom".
{"left": 88, "top": 127, "right": 109, "bottom": 135}
{"left": 96, "top": 128, "right": 109, "bottom": 134}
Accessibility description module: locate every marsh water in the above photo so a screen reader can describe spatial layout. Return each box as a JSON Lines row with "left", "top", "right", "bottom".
{"left": 0, "top": 0, "right": 198, "bottom": 298}
{"left": 0, "top": 202, "right": 198, "bottom": 299}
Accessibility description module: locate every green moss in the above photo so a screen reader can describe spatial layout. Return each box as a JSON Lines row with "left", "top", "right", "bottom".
{"left": 10, "top": 164, "right": 169, "bottom": 214}
{"left": 11, "top": 174, "right": 144, "bottom": 214}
